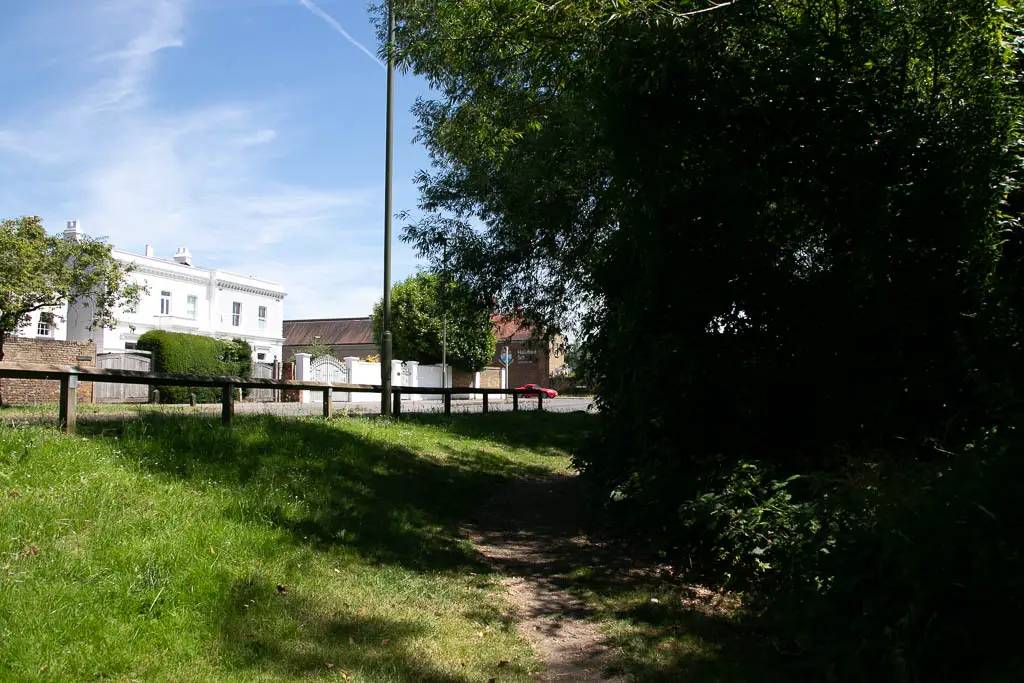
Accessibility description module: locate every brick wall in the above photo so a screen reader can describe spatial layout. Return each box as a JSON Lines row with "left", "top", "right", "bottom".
{"left": 281, "top": 361, "right": 299, "bottom": 402}
{"left": 0, "top": 338, "right": 96, "bottom": 405}
{"left": 451, "top": 369, "right": 475, "bottom": 388}
{"left": 479, "top": 367, "right": 502, "bottom": 389}
{"left": 493, "top": 340, "right": 556, "bottom": 388}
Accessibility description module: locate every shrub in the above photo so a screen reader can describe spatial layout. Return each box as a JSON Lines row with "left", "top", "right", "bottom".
{"left": 137, "top": 331, "right": 246, "bottom": 403}
{"left": 220, "top": 337, "right": 252, "bottom": 377}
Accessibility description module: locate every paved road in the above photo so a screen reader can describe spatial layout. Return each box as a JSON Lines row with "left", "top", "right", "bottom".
{"left": 234, "top": 396, "right": 596, "bottom": 416}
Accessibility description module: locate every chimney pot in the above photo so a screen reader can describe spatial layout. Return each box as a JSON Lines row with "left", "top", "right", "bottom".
{"left": 145, "top": 245, "right": 154, "bottom": 257}
{"left": 172, "top": 247, "right": 193, "bottom": 266}
{"left": 63, "top": 220, "right": 83, "bottom": 242}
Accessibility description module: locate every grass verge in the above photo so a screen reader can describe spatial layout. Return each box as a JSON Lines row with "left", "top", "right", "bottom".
{"left": 0, "top": 412, "right": 588, "bottom": 682}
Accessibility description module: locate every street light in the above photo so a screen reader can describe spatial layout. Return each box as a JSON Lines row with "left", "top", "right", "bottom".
{"left": 380, "top": 0, "right": 396, "bottom": 416}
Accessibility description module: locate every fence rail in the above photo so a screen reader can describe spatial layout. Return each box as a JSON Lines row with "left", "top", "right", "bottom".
{"left": 0, "top": 362, "right": 543, "bottom": 433}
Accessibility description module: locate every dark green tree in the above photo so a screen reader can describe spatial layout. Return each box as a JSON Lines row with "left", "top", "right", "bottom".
{"left": 385, "top": 0, "right": 1023, "bottom": 453}
{"left": 372, "top": 272, "right": 495, "bottom": 372}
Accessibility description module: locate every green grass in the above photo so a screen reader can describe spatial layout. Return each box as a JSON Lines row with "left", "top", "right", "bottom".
{"left": 0, "top": 412, "right": 590, "bottom": 682}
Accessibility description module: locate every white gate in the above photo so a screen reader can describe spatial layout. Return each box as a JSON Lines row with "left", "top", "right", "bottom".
{"left": 95, "top": 351, "right": 152, "bottom": 403}
{"left": 310, "top": 355, "right": 348, "bottom": 386}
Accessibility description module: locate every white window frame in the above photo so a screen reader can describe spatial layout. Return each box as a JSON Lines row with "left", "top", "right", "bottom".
{"left": 232, "top": 301, "right": 242, "bottom": 327}
{"left": 186, "top": 295, "right": 198, "bottom": 320}
{"left": 258, "top": 305, "right": 267, "bottom": 330}
{"left": 160, "top": 291, "right": 171, "bottom": 315}
{"left": 37, "top": 312, "right": 53, "bottom": 337}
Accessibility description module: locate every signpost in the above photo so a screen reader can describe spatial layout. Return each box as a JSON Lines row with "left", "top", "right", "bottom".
{"left": 500, "top": 346, "right": 512, "bottom": 395}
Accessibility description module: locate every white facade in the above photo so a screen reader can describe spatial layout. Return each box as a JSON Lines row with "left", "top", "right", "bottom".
{"left": 66, "top": 244, "right": 286, "bottom": 362}
{"left": 12, "top": 307, "right": 68, "bottom": 342}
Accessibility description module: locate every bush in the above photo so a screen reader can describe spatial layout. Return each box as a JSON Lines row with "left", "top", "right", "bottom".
{"left": 611, "top": 447, "right": 1024, "bottom": 683}
{"left": 221, "top": 337, "right": 252, "bottom": 377}
{"left": 137, "top": 331, "right": 251, "bottom": 403}
{"left": 760, "top": 444, "right": 1024, "bottom": 683}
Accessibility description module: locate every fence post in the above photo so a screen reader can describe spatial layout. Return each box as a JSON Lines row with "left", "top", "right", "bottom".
{"left": 323, "top": 387, "right": 333, "bottom": 418}
{"left": 538, "top": 391, "right": 544, "bottom": 412}
{"left": 222, "top": 382, "right": 235, "bottom": 426}
{"left": 444, "top": 389, "right": 452, "bottom": 416}
{"left": 513, "top": 390, "right": 519, "bottom": 412}
{"left": 482, "top": 392, "right": 489, "bottom": 414}
{"left": 58, "top": 373, "right": 78, "bottom": 434}
{"left": 393, "top": 389, "right": 402, "bottom": 416}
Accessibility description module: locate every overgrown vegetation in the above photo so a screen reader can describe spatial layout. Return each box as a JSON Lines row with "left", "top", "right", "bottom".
{"left": 0, "top": 413, "right": 583, "bottom": 681}
{"left": 385, "top": 0, "right": 1024, "bottom": 680}
{"left": 137, "top": 331, "right": 253, "bottom": 403}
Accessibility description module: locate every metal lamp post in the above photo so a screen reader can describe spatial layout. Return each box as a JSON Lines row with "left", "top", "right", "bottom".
{"left": 380, "top": 0, "right": 396, "bottom": 416}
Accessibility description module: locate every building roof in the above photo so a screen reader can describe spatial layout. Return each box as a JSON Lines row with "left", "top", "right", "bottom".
{"left": 283, "top": 314, "right": 537, "bottom": 348}
{"left": 491, "top": 315, "right": 536, "bottom": 342}
{"left": 283, "top": 317, "right": 374, "bottom": 346}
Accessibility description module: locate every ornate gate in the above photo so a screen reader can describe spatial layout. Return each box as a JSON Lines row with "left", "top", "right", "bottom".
{"left": 310, "top": 355, "right": 348, "bottom": 384}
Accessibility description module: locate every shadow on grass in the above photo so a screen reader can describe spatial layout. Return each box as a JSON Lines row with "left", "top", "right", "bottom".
{"left": 216, "top": 573, "right": 525, "bottom": 682}
{"left": 85, "top": 414, "right": 554, "bottom": 572}
{"left": 402, "top": 411, "right": 598, "bottom": 458}
{"left": 598, "top": 597, "right": 793, "bottom": 683}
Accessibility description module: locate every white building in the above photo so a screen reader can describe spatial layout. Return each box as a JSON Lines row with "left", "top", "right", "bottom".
{"left": 61, "top": 222, "right": 286, "bottom": 362}
{"left": 16, "top": 307, "right": 68, "bottom": 342}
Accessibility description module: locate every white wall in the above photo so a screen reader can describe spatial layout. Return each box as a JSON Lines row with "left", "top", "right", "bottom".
{"left": 12, "top": 307, "right": 68, "bottom": 341}
{"left": 347, "top": 360, "right": 383, "bottom": 403}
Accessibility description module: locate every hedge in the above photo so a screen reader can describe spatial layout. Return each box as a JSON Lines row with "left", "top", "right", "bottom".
{"left": 136, "top": 331, "right": 251, "bottom": 403}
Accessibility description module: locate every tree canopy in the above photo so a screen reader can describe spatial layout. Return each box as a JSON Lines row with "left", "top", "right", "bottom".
{"left": 372, "top": 272, "right": 496, "bottom": 372}
{"left": 381, "top": 1, "right": 1024, "bottom": 679}
{"left": 0, "top": 216, "right": 144, "bottom": 360}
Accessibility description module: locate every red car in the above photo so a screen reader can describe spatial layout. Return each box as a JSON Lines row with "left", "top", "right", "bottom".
{"left": 515, "top": 383, "right": 558, "bottom": 399}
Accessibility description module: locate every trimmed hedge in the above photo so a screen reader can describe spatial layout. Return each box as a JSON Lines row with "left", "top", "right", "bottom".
{"left": 137, "top": 331, "right": 251, "bottom": 403}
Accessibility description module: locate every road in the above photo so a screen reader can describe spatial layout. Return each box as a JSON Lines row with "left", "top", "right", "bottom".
{"left": 234, "top": 396, "right": 596, "bottom": 416}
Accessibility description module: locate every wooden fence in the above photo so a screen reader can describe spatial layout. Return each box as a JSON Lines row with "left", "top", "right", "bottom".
{"left": 0, "top": 362, "right": 546, "bottom": 433}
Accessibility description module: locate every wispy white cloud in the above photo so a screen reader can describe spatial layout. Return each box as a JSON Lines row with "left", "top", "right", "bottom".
{"left": 297, "top": 0, "right": 384, "bottom": 69}
{"left": 0, "top": 0, "right": 390, "bottom": 318}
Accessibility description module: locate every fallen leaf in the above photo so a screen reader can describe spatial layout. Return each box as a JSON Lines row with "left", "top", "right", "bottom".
{"left": 348, "top": 637, "right": 355, "bottom": 645}
{"left": 328, "top": 611, "right": 338, "bottom": 618}
{"left": 22, "top": 543, "right": 39, "bottom": 556}
{"left": 326, "top": 663, "right": 335, "bottom": 670}
{"left": 381, "top": 638, "right": 390, "bottom": 646}
{"left": 276, "top": 584, "right": 288, "bottom": 595}
{"left": 356, "top": 608, "right": 366, "bottom": 617}
{"left": 8, "top": 489, "right": 20, "bottom": 498}
{"left": 333, "top": 568, "right": 341, "bottom": 574}
{"left": 339, "top": 671, "right": 352, "bottom": 681}
{"left": 210, "top": 547, "right": 216, "bottom": 555}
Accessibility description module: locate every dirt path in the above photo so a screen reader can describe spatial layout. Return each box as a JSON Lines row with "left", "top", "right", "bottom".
{"left": 463, "top": 473, "right": 629, "bottom": 682}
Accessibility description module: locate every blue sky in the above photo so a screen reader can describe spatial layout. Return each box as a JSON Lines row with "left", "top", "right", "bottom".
{"left": 0, "top": 0, "right": 433, "bottom": 319}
